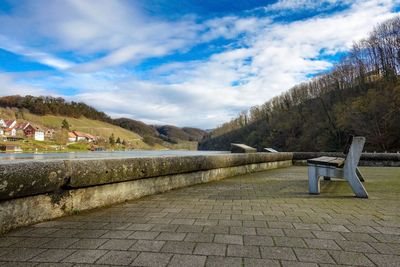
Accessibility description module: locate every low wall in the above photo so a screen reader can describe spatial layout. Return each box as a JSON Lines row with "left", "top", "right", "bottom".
{"left": 0, "top": 153, "right": 292, "bottom": 234}
{"left": 293, "top": 152, "right": 400, "bottom": 167}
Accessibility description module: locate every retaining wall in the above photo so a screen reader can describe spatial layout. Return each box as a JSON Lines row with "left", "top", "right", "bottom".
{"left": 0, "top": 153, "right": 292, "bottom": 234}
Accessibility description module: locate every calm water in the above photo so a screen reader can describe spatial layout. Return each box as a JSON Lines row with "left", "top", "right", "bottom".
{"left": 0, "top": 150, "right": 228, "bottom": 161}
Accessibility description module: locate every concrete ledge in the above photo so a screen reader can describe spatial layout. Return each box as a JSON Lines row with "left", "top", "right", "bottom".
{"left": 0, "top": 159, "right": 292, "bottom": 234}
{"left": 293, "top": 152, "right": 400, "bottom": 166}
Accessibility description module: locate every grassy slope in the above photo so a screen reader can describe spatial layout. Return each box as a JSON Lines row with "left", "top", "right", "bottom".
{"left": 0, "top": 108, "right": 166, "bottom": 149}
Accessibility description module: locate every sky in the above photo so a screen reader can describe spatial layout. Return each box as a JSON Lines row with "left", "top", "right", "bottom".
{"left": 0, "top": 0, "right": 399, "bottom": 129}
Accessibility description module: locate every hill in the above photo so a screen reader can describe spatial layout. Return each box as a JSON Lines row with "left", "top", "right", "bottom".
{"left": 154, "top": 125, "right": 206, "bottom": 143}
{"left": 200, "top": 16, "right": 400, "bottom": 152}
{"left": 0, "top": 107, "right": 162, "bottom": 150}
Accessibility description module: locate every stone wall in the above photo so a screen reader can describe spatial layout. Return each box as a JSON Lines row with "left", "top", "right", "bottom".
{"left": 0, "top": 153, "right": 293, "bottom": 234}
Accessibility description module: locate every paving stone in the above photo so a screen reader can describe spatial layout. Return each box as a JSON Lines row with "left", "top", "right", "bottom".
{"left": 126, "top": 224, "right": 155, "bottom": 231}
{"left": 170, "top": 219, "right": 196, "bottom": 225}
{"left": 68, "top": 238, "right": 107, "bottom": 249}
{"left": 194, "top": 243, "right": 226, "bottom": 256}
{"left": 341, "top": 232, "right": 377, "bottom": 242}
{"left": 312, "top": 231, "right": 346, "bottom": 240}
{"left": 151, "top": 224, "right": 178, "bottom": 232}
{"left": 131, "top": 252, "right": 172, "bottom": 266}
{"left": 256, "top": 228, "right": 285, "bottom": 237}
{"left": 304, "top": 238, "right": 341, "bottom": 250}
{"left": 203, "top": 226, "right": 230, "bottom": 234}
{"left": 230, "top": 227, "right": 256, "bottom": 235}
{"left": 227, "top": 245, "right": 260, "bottom": 258}
{"left": 268, "top": 222, "right": 293, "bottom": 229}
{"left": 281, "top": 260, "right": 318, "bottom": 267}
{"left": 129, "top": 231, "right": 160, "bottom": 240}
{"left": 214, "top": 234, "right": 243, "bottom": 245}
{"left": 293, "top": 223, "right": 321, "bottom": 231}
{"left": 294, "top": 248, "right": 335, "bottom": 264}
{"left": 0, "top": 237, "right": 25, "bottom": 247}
{"left": 185, "top": 233, "right": 214, "bottom": 243}
{"left": 169, "top": 254, "right": 206, "bottom": 267}
{"left": 98, "top": 239, "right": 137, "bottom": 250}
{"left": 129, "top": 240, "right": 166, "bottom": 252}
{"left": 205, "top": 256, "right": 242, "bottom": 267}
{"left": 73, "top": 230, "right": 108, "bottom": 238}
{"left": 366, "top": 253, "right": 400, "bottom": 267}
{"left": 161, "top": 241, "right": 195, "bottom": 254}
{"left": 336, "top": 240, "right": 377, "bottom": 253}
{"left": 274, "top": 236, "right": 307, "bottom": 248}
{"left": 329, "top": 250, "right": 374, "bottom": 266}
{"left": 243, "top": 235, "right": 273, "bottom": 246}
{"left": 10, "top": 237, "right": 52, "bottom": 248}
{"left": 176, "top": 225, "right": 204, "bottom": 233}
{"left": 100, "top": 230, "right": 133, "bottom": 239}
{"left": 62, "top": 250, "right": 107, "bottom": 264}
{"left": 319, "top": 224, "right": 349, "bottom": 232}
{"left": 283, "top": 229, "right": 314, "bottom": 238}
{"left": 368, "top": 242, "right": 400, "bottom": 255}
{"left": 96, "top": 250, "right": 138, "bottom": 265}
{"left": 243, "top": 257, "right": 280, "bottom": 266}
{"left": 29, "top": 249, "right": 75, "bottom": 262}
{"left": 40, "top": 238, "right": 79, "bottom": 249}
{"left": 260, "top": 247, "right": 297, "bottom": 261}
{"left": 0, "top": 248, "right": 46, "bottom": 261}
{"left": 156, "top": 232, "right": 186, "bottom": 241}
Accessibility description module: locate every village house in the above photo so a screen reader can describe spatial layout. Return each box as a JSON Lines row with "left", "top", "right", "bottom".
{"left": 34, "top": 129, "right": 45, "bottom": 141}
{"left": 44, "top": 129, "right": 55, "bottom": 139}
{"left": 0, "top": 126, "right": 4, "bottom": 136}
{"left": 3, "top": 120, "right": 16, "bottom": 129}
{"left": 68, "top": 131, "right": 96, "bottom": 142}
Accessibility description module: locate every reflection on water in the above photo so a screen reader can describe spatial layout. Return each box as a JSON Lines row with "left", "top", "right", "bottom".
{"left": 0, "top": 150, "right": 228, "bottom": 161}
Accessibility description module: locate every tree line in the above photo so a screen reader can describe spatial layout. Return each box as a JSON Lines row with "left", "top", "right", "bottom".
{"left": 199, "top": 16, "right": 400, "bottom": 152}
{"left": 0, "top": 95, "right": 112, "bottom": 123}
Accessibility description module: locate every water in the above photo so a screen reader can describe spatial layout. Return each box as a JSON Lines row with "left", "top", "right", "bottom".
{"left": 0, "top": 150, "right": 229, "bottom": 161}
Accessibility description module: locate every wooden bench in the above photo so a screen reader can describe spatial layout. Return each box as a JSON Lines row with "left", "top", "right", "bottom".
{"left": 307, "top": 136, "right": 368, "bottom": 198}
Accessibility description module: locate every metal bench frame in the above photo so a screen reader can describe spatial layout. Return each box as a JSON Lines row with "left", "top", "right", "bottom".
{"left": 308, "top": 136, "right": 368, "bottom": 198}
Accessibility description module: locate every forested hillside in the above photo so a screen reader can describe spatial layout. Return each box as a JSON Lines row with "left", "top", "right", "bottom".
{"left": 199, "top": 17, "right": 400, "bottom": 152}
{"left": 0, "top": 95, "right": 112, "bottom": 123}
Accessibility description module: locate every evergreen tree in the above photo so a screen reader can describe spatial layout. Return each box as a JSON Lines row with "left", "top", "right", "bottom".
{"left": 61, "top": 119, "right": 70, "bottom": 130}
{"left": 109, "top": 133, "right": 115, "bottom": 146}
{"left": 116, "top": 137, "right": 121, "bottom": 144}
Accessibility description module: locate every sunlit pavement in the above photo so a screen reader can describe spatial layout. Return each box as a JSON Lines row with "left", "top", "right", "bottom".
{"left": 1, "top": 166, "right": 399, "bottom": 266}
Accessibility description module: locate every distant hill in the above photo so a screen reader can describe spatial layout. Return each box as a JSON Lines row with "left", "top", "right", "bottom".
{"left": 113, "top": 118, "right": 159, "bottom": 138}
{"left": 154, "top": 125, "right": 207, "bottom": 143}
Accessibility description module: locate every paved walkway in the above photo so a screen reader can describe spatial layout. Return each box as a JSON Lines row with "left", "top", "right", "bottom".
{"left": 0, "top": 166, "right": 400, "bottom": 266}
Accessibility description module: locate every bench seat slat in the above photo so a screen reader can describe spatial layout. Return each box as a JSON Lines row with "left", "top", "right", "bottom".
{"left": 307, "top": 156, "right": 345, "bottom": 168}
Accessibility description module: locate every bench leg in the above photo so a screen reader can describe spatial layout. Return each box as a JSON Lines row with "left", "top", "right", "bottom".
{"left": 356, "top": 168, "right": 365, "bottom": 182}
{"left": 346, "top": 171, "right": 368, "bottom": 198}
{"left": 308, "top": 166, "right": 320, "bottom": 194}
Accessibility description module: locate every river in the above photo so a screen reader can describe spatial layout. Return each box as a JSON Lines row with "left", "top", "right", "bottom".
{"left": 0, "top": 150, "right": 229, "bottom": 161}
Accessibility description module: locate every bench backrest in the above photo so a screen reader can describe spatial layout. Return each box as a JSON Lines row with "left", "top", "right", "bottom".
{"left": 343, "top": 135, "right": 354, "bottom": 155}
{"left": 344, "top": 136, "right": 365, "bottom": 172}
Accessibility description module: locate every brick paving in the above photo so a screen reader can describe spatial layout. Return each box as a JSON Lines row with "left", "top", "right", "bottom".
{"left": 0, "top": 166, "right": 399, "bottom": 266}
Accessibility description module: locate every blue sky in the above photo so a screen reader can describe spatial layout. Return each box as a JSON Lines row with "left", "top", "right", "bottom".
{"left": 0, "top": 0, "right": 399, "bottom": 128}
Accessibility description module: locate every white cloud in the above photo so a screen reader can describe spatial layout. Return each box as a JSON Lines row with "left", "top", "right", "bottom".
{"left": 0, "top": 0, "right": 398, "bottom": 128}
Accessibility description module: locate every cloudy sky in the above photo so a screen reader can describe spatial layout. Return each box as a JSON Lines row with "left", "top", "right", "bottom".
{"left": 0, "top": 0, "right": 399, "bottom": 128}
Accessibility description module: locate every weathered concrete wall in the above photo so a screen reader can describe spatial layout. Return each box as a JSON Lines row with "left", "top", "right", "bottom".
{"left": 0, "top": 153, "right": 292, "bottom": 201}
{"left": 0, "top": 153, "right": 292, "bottom": 234}
{"left": 293, "top": 152, "right": 400, "bottom": 167}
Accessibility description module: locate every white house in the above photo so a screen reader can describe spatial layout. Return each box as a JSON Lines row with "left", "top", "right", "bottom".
{"left": 0, "top": 119, "right": 5, "bottom": 127}
{"left": 34, "top": 130, "right": 45, "bottom": 141}
{"left": 4, "top": 120, "right": 16, "bottom": 128}
{"left": 0, "top": 127, "right": 4, "bottom": 136}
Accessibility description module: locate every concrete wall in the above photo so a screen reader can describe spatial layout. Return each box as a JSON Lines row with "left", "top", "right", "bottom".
{"left": 0, "top": 153, "right": 292, "bottom": 234}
